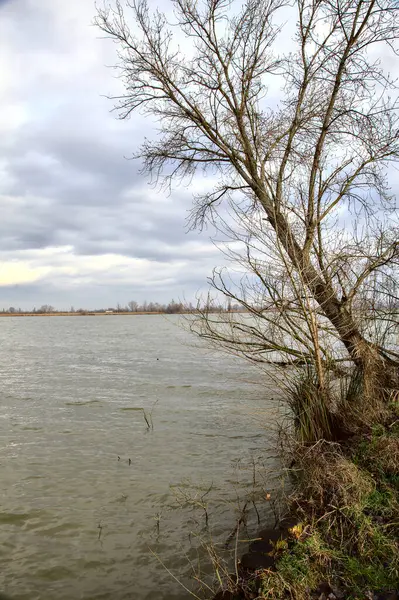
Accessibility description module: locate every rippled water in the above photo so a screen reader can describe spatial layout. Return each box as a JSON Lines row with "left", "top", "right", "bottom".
{"left": 0, "top": 316, "right": 281, "bottom": 600}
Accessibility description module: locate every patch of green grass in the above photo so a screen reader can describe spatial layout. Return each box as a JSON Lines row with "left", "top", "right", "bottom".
{"left": 277, "top": 544, "right": 316, "bottom": 588}
{"left": 258, "top": 532, "right": 341, "bottom": 600}
{"left": 258, "top": 429, "right": 399, "bottom": 599}
{"left": 259, "top": 524, "right": 398, "bottom": 600}
{"left": 371, "top": 423, "right": 386, "bottom": 437}
{"left": 341, "top": 555, "right": 398, "bottom": 595}
{"left": 352, "top": 425, "right": 399, "bottom": 481}
{"left": 363, "top": 488, "right": 396, "bottom": 517}
{"left": 385, "top": 473, "right": 399, "bottom": 489}
{"left": 253, "top": 374, "right": 399, "bottom": 600}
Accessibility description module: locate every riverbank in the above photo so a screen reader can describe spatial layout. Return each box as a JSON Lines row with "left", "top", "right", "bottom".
{"left": 0, "top": 310, "right": 247, "bottom": 317}
{"left": 260, "top": 424, "right": 398, "bottom": 599}
{"left": 212, "top": 375, "right": 399, "bottom": 600}
{"left": 0, "top": 311, "right": 169, "bottom": 317}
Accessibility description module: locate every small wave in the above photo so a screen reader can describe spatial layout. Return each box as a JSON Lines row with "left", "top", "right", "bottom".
{"left": 65, "top": 400, "right": 101, "bottom": 406}
{"left": 0, "top": 512, "right": 33, "bottom": 525}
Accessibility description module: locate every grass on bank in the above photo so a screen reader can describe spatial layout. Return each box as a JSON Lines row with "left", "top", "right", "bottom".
{"left": 187, "top": 367, "right": 398, "bottom": 600}
{"left": 254, "top": 370, "right": 399, "bottom": 600}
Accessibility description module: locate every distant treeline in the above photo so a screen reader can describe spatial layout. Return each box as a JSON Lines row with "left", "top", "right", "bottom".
{"left": 1, "top": 300, "right": 243, "bottom": 315}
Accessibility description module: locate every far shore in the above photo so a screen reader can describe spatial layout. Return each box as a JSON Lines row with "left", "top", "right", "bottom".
{"left": 0, "top": 310, "right": 246, "bottom": 317}
{"left": 0, "top": 311, "right": 183, "bottom": 317}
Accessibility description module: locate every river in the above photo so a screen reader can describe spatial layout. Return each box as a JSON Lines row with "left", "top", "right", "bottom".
{"left": 0, "top": 315, "right": 281, "bottom": 600}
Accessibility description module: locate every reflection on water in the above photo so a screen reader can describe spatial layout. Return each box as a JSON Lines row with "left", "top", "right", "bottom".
{"left": 0, "top": 316, "right": 281, "bottom": 599}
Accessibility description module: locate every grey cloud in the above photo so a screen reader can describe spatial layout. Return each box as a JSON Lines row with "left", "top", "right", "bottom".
{"left": 0, "top": 95, "right": 217, "bottom": 264}
{"left": 0, "top": 176, "right": 212, "bottom": 263}
{"left": 0, "top": 0, "right": 225, "bottom": 307}
{"left": 1, "top": 115, "right": 141, "bottom": 206}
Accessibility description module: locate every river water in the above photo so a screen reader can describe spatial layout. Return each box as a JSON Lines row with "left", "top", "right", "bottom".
{"left": 0, "top": 316, "right": 282, "bottom": 600}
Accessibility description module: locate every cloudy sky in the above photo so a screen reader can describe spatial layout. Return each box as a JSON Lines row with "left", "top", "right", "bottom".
{"left": 0, "top": 0, "right": 226, "bottom": 310}
{"left": 1, "top": 0, "right": 397, "bottom": 311}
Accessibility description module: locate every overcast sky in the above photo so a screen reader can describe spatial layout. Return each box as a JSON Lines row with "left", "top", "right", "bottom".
{"left": 0, "top": 0, "right": 227, "bottom": 310}
{"left": 1, "top": 0, "right": 397, "bottom": 311}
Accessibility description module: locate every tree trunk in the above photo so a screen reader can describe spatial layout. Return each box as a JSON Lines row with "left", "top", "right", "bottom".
{"left": 260, "top": 193, "right": 383, "bottom": 372}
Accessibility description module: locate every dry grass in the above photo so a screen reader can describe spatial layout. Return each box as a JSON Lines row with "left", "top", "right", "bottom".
{"left": 256, "top": 436, "right": 399, "bottom": 599}
{"left": 255, "top": 370, "right": 399, "bottom": 600}
{"left": 367, "top": 435, "right": 399, "bottom": 476}
{"left": 206, "top": 368, "right": 399, "bottom": 600}
{"left": 286, "top": 372, "right": 340, "bottom": 444}
{"left": 336, "top": 367, "right": 396, "bottom": 433}
{"left": 291, "top": 442, "right": 374, "bottom": 513}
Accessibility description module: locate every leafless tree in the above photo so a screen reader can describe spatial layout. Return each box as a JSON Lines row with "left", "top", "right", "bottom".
{"left": 95, "top": 0, "right": 399, "bottom": 389}
{"left": 127, "top": 300, "right": 139, "bottom": 312}
{"left": 38, "top": 304, "right": 55, "bottom": 314}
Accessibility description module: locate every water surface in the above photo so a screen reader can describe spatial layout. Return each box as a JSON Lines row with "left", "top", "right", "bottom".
{"left": 0, "top": 316, "right": 280, "bottom": 599}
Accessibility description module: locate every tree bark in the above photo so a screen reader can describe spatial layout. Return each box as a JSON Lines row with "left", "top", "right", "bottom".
{"left": 259, "top": 191, "right": 382, "bottom": 371}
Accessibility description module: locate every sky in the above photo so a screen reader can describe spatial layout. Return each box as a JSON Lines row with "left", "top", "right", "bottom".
{"left": 0, "top": 0, "right": 397, "bottom": 311}
{"left": 0, "top": 0, "right": 226, "bottom": 310}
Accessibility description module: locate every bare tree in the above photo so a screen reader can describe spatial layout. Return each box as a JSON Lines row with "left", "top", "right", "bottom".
{"left": 128, "top": 300, "right": 139, "bottom": 312}
{"left": 38, "top": 304, "right": 55, "bottom": 314}
{"left": 95, "top": 0, "right": 399, "bottom": 387}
